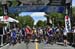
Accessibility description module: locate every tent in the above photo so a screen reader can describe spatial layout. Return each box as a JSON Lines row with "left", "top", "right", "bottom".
{"left": 0, "top": 16, "right": 19, "bottom": 23}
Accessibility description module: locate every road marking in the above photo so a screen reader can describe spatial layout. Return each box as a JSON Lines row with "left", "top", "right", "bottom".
{"left": 35, "top": 39, "right": 38, "bottom": 49}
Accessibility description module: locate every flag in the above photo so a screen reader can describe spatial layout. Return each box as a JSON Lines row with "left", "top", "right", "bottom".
{"left": 65, "top": 15, "right": 71, "bottom": 32}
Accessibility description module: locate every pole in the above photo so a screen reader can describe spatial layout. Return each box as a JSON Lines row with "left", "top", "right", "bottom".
{"left": 52, "top": 18, "right": 54, "bottom": 28}
{"left": 1, "top": 0, "right": 8, "bottom": 46}
{"left": 1, "top": 35, "right": 3, "bottom": 46}
{"left": 65, "top": 0, "right": 71, "bottom": 32}
{"left": 65, "top": 0, "right": 72, "bottom": 45}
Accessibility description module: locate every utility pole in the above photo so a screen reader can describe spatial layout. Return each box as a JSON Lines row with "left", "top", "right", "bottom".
{"left": 45, "top": 12, "right": 51, "bottom": 26}
{"left": 1, "top": 0, "right": 8, "bottom": 46}
{"left": 65, "top": 0, "right": 72, "bottom": 32}
{"left": 65, "top": 0, "right": 73, "bottom": 45}
{"left": 2, "top": 0, "right": 8, "bottom": 16}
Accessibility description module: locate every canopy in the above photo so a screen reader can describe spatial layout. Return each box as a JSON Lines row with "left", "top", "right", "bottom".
{"left": 0, "top": 16, "right": 19, "bottom": 23}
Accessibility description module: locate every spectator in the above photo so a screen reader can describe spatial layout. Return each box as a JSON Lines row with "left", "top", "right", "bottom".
{"left": 63, "top": 28, "right": 68, "bottom": 46}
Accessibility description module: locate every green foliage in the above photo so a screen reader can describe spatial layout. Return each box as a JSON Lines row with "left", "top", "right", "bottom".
{"left": 17, "top": 16, "right": 34, "bottom": 28}
{"left": 72, "top": 7, "right": 75, "bottom": 26}
{"left": 36, "top": 20, "right": 46, "bottom": 27}
{"left": 7, "top": 0, "right": 19, "bottom": 7}
{"left": 45, "top": 12, "right": 64, "bottom": 26}
{"left": 47, "top": 12, "right": 64, "bottom": 19}
{"left": 12, "top": 0, "right": 18, "bottom": 7}
{"left": 0, "top": 3, "right": 3, "bottom": 16}
{"left": 72, "top": 7, "right": 75, "bottom": 17}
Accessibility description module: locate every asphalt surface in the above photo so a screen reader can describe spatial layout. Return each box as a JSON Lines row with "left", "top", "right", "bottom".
{"left": 0, "top": 42, "right": 75, "bottom": 49}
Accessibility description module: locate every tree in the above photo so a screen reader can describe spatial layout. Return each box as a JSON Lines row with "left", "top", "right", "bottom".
{"left": 23, "top": 15, "right": 34, "bottom": 28}
{"left": 72, "top": 7, "right": 75, "bottom": 26}
{"left": 43, "top": 21, "right": 47, "bottom": 26}
{"left": 17, "top": 15, "right": 34, "bottom": 28}
{"left": 7, "top": 0, "right": 20, "bottom": 7}
{"left": 72, "top": 7, "right": 75, "bottom": 17}
{"left": 0, "top": 3, "right": 3, "bottom": 16}
{"left": 36, "top": 20, "right": 45, "bottom": 27}
{"left": 45, "top": 12, "right": 64, "bottom": 26}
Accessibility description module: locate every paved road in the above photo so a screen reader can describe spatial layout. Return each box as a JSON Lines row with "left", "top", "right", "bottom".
{"left": 0, "top": 42, "right": 75, "bottom": 49}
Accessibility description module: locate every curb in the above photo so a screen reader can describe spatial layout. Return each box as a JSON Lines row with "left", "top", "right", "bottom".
{"left": 0, "top": 44, "right": 9, "bottom": 49}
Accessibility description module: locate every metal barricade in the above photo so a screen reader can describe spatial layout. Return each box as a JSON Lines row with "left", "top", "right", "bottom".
{"left": 0, "top": 35, "right": 3, "bottom": 46}
{"left": 73, "top": 33, "right": 75, "bottom": 45}
{"left": 0, "top": 34, "right": 7, "bottom": 46}
{"left": 3, "top": 34, "right": 7, "bottom": 44}
{"left": 67, "top": 33, "right": 75, "bottom": 45}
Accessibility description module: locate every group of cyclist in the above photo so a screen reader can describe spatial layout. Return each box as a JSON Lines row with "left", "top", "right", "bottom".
{"left": 4, "top": 25, "right": 75, "bottom": 46}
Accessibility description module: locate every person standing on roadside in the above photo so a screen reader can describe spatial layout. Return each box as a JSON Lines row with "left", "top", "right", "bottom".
{"left": 63, "top": 28, "right": 68, "bottom": 46}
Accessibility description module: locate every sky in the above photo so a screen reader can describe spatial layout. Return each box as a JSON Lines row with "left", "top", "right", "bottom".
{"left": 72, "top": 0, "right": 75, "bottom": 6}
{"left": 19, "top": 0, "right": 75, "bottom": 25}
{"left": 19, "top": 12, "right": 46, "bottom": 25}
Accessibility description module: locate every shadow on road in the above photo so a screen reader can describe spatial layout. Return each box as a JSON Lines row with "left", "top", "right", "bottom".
{"left": 71, "top": 44, "right": 75, "bottom": 48}
{"left": 57, "top": 43, "right": 64, "bottom": 46}
{"left": 57, "top": 43, "right": 75, "bottom": 48}
{"left": 26, "top": 43, "right": 29, "bottom": 49}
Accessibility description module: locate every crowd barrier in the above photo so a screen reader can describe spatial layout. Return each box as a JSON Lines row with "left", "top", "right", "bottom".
{"left": 67, "top": 33, "right": 75, "bottom": 45}
{"left": 0, "top": 35, "right": 3, "bottom": 46}
{"left": 0, "top": 34, "right": 7, "bottom": 47}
